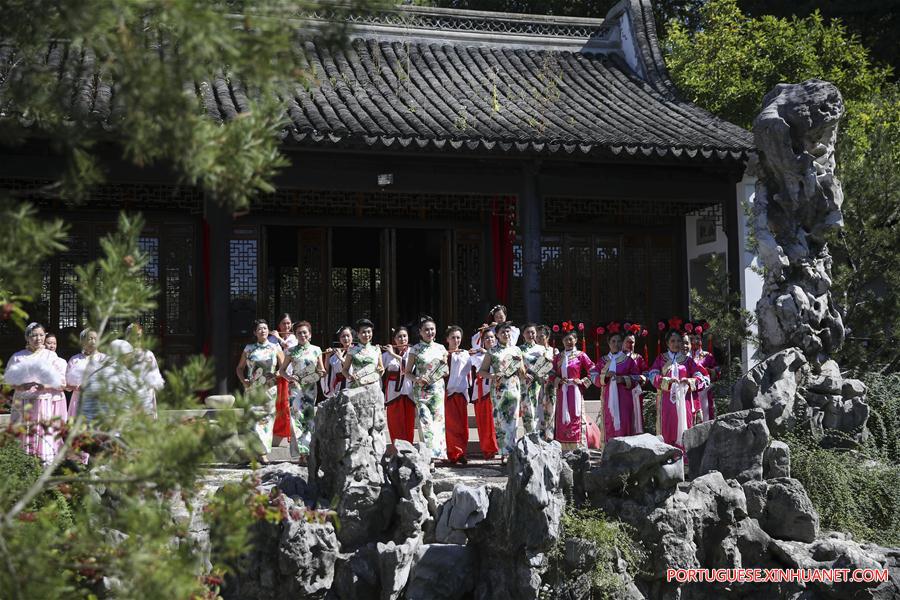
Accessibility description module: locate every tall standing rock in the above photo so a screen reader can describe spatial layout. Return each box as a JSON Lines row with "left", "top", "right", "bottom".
{"left": 741, "top": 79, "right": 869, "bottom": 441}
{"left": 472, "top": 434, "right": 565, "bottom": 600}
{"left": 309, "top": 384, "right": 393, "bottom": 549}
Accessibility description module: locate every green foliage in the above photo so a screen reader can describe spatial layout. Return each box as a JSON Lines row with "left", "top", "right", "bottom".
{"left": 0, "top": 0, "right": 370, "bottom": 210}
{"left": 544, "top": 506, "right": 645, "bottom": 598}
{"left": 831, "top": 85, "right": 900, "bottom": 371}
{"left": 0, "top": 214, "right": 274, "bottom": 599}
{"left": 689, "top": 252, "right": 755, "bottom": 364}
{"left": 857, "top": 371, "right": 900, "bottom": 466}
{"left": 785, "top": 428, "right": 900, "bottom": 546}
{"left": 665, "top": 0, "right": 890, "bottom": 130}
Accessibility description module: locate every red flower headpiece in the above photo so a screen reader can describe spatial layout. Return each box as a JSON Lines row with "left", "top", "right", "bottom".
{"left": 685, "top": 322, "right": 694, "bottom": 333}
{"left": 552, "top": 324, "right": 560, "bottom": 333}
{"left": 596, "top": 325, "right": 606, "bottom": 335}
{"left": 668, "top": 316, "right": 684, "bottom": 331}
{"left": 607, "top": 321, "right": 621, "bottom": 335}
{"left": 577, "top": 322, "right": 585, "bottom": 331}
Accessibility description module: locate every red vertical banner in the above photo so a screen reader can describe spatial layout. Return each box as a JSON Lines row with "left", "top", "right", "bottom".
{"left": 490, "top": 197, "right": 515, "bottom": 306}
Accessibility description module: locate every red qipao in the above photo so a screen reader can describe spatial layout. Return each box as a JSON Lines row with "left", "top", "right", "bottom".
{"left": 649, "top": 352, "right": 704, "bottom": 452}
{"left": 549, "top": 350, "right": 595, "bottom": 448}
{"left": 691, "top": 349, "right": 718, "bottom": 422}
{"left": 593, "top": 352, "right": 641, "bottom": 442}
{"left": 382, "top": 348, "right": 416, "bottom": 444}
{"left": 444, "top": 350, "right": 472, "bottom": 463}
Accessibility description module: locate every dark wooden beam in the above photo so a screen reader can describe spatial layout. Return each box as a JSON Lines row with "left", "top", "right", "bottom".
{"left": 520, "top": 162, "right": 543, "bottom": 323}
{"left": 204, "top": 197, "right": 232, "bottom": 394}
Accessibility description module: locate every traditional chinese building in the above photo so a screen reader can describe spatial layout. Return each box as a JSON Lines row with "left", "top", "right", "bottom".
{"left": 0, "top": 0, "right": 756, "bottom": 392}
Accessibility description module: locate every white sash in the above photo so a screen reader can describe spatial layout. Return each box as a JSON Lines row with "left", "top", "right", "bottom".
{"left": 668, "top": 358, "right": 689, "bottom": 445}
{"left": 605, "top": 352, "right": 622, "bottom": 431}
{"left": 560, "top": 351, "right": 582, "bottom": 426}
{"left": 632, "top": 385, "right": 643, "bottom": 433}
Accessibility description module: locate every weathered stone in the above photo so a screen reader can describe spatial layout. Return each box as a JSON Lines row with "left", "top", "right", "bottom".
{"left": 698, "top": 409, "right": 770, "bottom": 483}
{"left": 332, "top": 546, "right": 379, "bottom": 600}
{"left": 435, "top": 484, "right": 490, "bottom": 544}
{"left": 731, "top": 348, "right": 808, "bottom": 434}
{"left": 742, "top": 478, "right": 818, "bottom": 543}
{"left": 682, "top": 420, "right": 713, "bottom": 478}
{"left": 842, "top": 378, "right": 867, "bottom": 399}
{"left": 585, "top": 433, "right": 684, "bottom": 502}
{"left": 808, "top": 359, "right": 844, "bottom": 394}
{"left": 376, "top": 539, "right": 420, "bottom": 600}
{"left": 752, "top": 80, "right": 846, "bottom": 360}
{"left": 763, "top": 440, "right": 791, "bottom": 479}
{"left": 308, "top": 385, "right": 392, "bottom": 549}
{"left": 405, "top": 544, "right": 477, "bottom": 600}
{"left": 473, "top": 433, "right": 565, "bottom": 600}
{"left": 383, "top": 440, "right": 436, "bottom": 542}
{"left": 278, "top": 519, "right": 339, "bottom": 597}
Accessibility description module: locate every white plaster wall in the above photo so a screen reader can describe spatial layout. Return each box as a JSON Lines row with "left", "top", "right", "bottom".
{"left": 685, "top": 213, "right": 728, "bottom": 291}
{"left": 738, "top": 176, "right": 763, "bottom": 369}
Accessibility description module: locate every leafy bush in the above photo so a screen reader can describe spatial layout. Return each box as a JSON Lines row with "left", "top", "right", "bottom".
{"left": 858, "top": 371, "right": 900, "bottom": 465}
{"left": 785, "top": 429, "right": 900, "bottom": 546}
{"left": 543, "top": 506, "right": 645, "bottom": 598}
{"left": 0, "top": 440, "right": 73, "bottom": 531}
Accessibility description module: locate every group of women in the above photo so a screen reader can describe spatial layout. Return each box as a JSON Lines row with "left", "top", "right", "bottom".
{"left": 4, "top": 322, "right": 163, "bottom": 464}
{"left": 235, "top": 304, "right": 719, "bottom": 467}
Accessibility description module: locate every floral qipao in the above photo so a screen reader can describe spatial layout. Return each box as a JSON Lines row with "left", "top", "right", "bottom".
{"left": 286, "top": 343, "right": 322, "bottom": 456}
{"left": 5, "top": 348, "right": 68, "bottom": 463}
{"left": 519, "top": 341, "right": 545, "bottom": 434}
{"left": 485, "top": 343, "right": 524, "bottom": 456}
{"left": 594, "top": 352, "right": 641, "bottom": 442}
{"left": 244, "top": 341, "right": 280, "bottom": 455}
{"left": 347, "top": 343, "right": 381, "bottom": 388}
{"left": 649, "top": 351, "right": 705, "bottom": 452}
{"left": 410, "top": 341, "right": 449, "bottom": 460}
{"left": 550, "top": 350, "right": 595, "bottom": 449}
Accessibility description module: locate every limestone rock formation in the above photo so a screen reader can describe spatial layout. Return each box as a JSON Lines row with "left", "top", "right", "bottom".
{"left": 471, "top": 433, "right": 566, "bottom": 600}
{"left": 739, "top": 79, "right": 869, "bottom": 442}
{"left": 742, "top": 477, "right": 819, "bottom": 542}
{"left": 583, "top": 433, "right": 684, "bottom": 506}
{"left": 309, "top": 384, "right": 392, "bottom": 549}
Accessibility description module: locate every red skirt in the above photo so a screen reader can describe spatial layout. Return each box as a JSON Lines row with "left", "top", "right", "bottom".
{"left": 387, "top": 395, "right": 416, "bottom": 444}
{"left": 273, "top": 376, "right": 292, "bottom": 439}
{"left": 445, "top": 392, "right": 469, "bottom": 462}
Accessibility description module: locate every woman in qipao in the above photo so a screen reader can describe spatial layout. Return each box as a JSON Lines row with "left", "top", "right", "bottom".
{"left": 535, "top": 325, "right": 558, "bottom": 441}
{"left": 648, "top": 331, "right": 705, "bottom": 452}
{"left": 594, "top": 331, "right": 641, "bottom": 443}
{"left": 471, "top": 304, "right": 520, "bottom": 350}
{"left": 549, "top": 329, "right": 595, "bottom": 451}
{"left": 269, "top": 313, "right": 298, "bottom": 449}
{"left": 5, "top": 322, "right": 68, "bottom": 463}
{"left": 519, "top": 323, "right": 545, "bottom": 435}
{"left": 477, "top": 322, "right": 526, "bottom": 462}
{"left": 278, "top": 320, "right": 325, "bottom": 463}
{"left": 468, "top": 330, "right": 500, "bottom": 460}
{"left": 405, "top": 316, "right": 449, "bottom": 461}
{"left": 689, "top": 327, "right": 718, "bottom": 423}
{"left": 236, "top": 319, "right": 284, "bottom": 464}
{"left": 322, "top": 326, "right": 352, "bottom": 398}
{"left": 382, "top": 326, "right": 415, "bottom": 444}
{"left": 342, "top": 319, "right": 385, "bottom": 390}
{"left": 66, "top": 328, "right": 107, "bottom": 421}
{"left": 622, "top": 330, "right": 648, "bottom": 434}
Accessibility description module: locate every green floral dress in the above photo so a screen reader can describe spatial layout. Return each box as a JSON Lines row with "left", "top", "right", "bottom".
{"left": 410, "top": 341, "right": 448, "bottom": 460}
{"left": 348, "top": 343, "right": 381, "bottom": 388}
{"left": 486, "top": 343, "right": 524, "bottom": 456}
{"left": 519, "top": 341, "right": 545, "bottom": 434}
{"left": 538, "top": 346, "right": 558, "bottom": 441}
{"left": 286, "top": 343, "right": 322, "bottom": 457}
{"left": 244, "top": 341, "right": 280, "bottom": 455}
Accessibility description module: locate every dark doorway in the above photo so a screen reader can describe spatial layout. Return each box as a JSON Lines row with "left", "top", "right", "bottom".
{"left": 395, "top": 230, "right": 443, "bottom": 334}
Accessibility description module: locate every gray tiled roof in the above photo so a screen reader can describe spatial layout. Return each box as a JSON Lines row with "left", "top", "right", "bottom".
{"left": 0, "top": 4, "right": 753, "bottom": 162}
{"left": 269, "top": 38, "right": 752, "bottom": 159}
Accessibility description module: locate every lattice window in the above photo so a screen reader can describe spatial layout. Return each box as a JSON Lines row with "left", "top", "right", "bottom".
{"left": 58, "top": 236, "right": 90, "bottom": 329}
{"left": 568, "top": 235, "right": 593, "bottom": 321}
{"left": 328, "top": 268, "right": 348, "bottom": 333}
{"left": 164, "top": 227, "right": 195, "bottom": 335}
{"left": 137, "top": 236, "right": 160, "bottom": 333}
{"left": 545, "top": 197, "right": 722, "bottom": 227}
{"left": 300, "top": 239, "right": 323, "bottom": 334}
{"left": 458, "top": 231, "right": 485, "bottom": 332}
{"left": 229, "top": 240, "right": 258, "bottom": 303}
{"left": 595, "top": 239, "right": 620, "bottom": 320}
{"left": 540, "top": 238, "right": 563, "bottom": 320}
